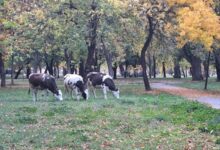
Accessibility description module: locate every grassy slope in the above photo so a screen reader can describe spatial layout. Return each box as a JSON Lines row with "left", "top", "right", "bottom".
{"left": 0, "top": 79, "right": 219, "bottom": 149}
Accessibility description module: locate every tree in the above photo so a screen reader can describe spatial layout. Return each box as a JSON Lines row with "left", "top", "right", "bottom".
{"left": 126, "top": 0, "right": 170, "bottom": 90}
{"left": 168, "top": 0, "right": 220, "bottom": 88}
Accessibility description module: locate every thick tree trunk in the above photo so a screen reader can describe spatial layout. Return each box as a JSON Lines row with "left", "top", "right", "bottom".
{"left": 140, "top": 15, "right": 154, "bottom": 91}
{"left": 112, "top": 63, "right": 117, "bottom": 79}
{"left": 162, "top": 62, "right": 166, "bottom": 78}
{"left": 44, "top": 52, "right": 54, "bottom": 75}
{"left": 85, "top": 2, "right": 99, "bottom": 79}
{"left": 33, "top": 51, "right": 41, "bottom": 73}
{"left": 0, "top": 53, "right": 6, "bottom": 87}
{"left": 64, "top": 48, "right": 72, "bottom": 73}
{"left": 191, "top": 59, "right": 203, "bottom": 80}
{"left": 101, "top": 36, "right": 114, "bottom": 77}
{"left": 213, "top": 49, "right": 220, "bottom": 81}
{"left": 153, "top": 55, "right": 156, "bottom": 78}
{"left": 182, "top": 43, "right": 203, "bottom": 81}
{"left": 173, "top": 60, "right": 181, "bottom": 78}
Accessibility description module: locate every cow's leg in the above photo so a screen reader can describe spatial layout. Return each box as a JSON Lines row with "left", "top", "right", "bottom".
{"left": 71, "top": 87, "right": 75, "bottom": 99}
{"left": 32, "top": 89, "right": 38, "bottom": 102}
{"left": 75, "top": 88, "right": 80, "bottom": 101}
{"left": 92, "top": 86, "right": 97, "bottom": 98}
{"left": 64, "top": 84, "right": 69, "bottom": 94}
{"left": 44, "top": 90, "right": 49, "bottom": 100}
{"left": 102, "top": 85, "right": 107, "bottom": 100}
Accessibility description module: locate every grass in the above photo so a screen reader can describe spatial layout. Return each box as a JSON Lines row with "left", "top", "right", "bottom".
{"left": 153, "top": 77, "right": 220, "bottom": 93}
{"left": 0, "top": 79, "right": 219, "bottom": 149}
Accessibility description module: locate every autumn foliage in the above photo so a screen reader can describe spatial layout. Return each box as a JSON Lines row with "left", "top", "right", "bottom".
{"left": 168, "top": 0, "right": 220, "bottom": 50}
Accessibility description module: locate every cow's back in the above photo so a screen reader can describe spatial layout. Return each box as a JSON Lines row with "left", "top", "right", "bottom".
{"left": 29, "top": 73, "right": 44, "bottom": 88}
{"left": 87, "top": 72, "right": 105, "bottom": 86}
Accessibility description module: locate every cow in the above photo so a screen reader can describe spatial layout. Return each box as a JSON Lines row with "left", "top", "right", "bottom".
{"left": 87, "top": 72, "right": 119, "bottom": 99}
{"left": 28, "top": 73, "right": 63, "bottom": 102}
{"left": 64, "top": 74, "right": 88, "bottom": 100}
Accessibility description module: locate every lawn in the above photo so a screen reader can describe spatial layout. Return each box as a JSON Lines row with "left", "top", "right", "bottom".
{"left": 0, "top": 79, "right": 219, "bottom": 149}
{"left": 151, "top": 77, "right": 220, "bottom": 93}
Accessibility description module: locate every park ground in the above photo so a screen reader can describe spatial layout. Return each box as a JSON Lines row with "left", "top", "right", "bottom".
{"left": 0, "top": 78, "right": 220, "bottom": 149}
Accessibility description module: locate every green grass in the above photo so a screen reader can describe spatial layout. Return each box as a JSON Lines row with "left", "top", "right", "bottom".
{"left": 0, "top": 79, "right": 219, "bottom": 149}
{"left": 157, "top": 77, "right": 220, "bottom": 92}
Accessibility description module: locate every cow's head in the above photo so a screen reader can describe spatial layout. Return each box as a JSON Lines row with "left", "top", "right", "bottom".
{"left": 54, "top": 90, "right": 63, "bottom": 101}
{"left": 82, "top": 88, "right": 89, "bottom": 100}
{"left": 112, "top": 89, "right": 120, "bottom": 99}
{"left": 44, "top": 75, "right": 63, "bottom": 101}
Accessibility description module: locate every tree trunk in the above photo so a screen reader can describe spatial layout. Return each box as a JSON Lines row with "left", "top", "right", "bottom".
{"left": 119, "top": 63, "right": 125, "bottom": 77}
{"left": 63, "top": 67, "right": 67, "bottom": 76}
{"left": 101, "top": 36, "right": 114, "bottom": 77}
{"left": 53, "top": 66, "right": 57, "bottom": 77}
{"left": 204, "top": 51, "right": 211, "bottom": 90}
{"left": 181, "top": 67, "right": 186, "bottom": 78}
{"left": 64, "top": 48, "right": 72, "bottom": 73}
{"left": 112, "top": 63, "right": 117, "bottom": 79}
{"left": 153, "top": 55, "right": 156, "bottom": 78}
{"left": 79, "top": 58, "right": 85, "bottom": 78}
{"left": 44, "top": 52, "right": 54, "bottom": 75}
{"left": 140, "top": 15, "right": 154, "bottom": 91}
{"left": 162, "top": 62, "right": 166, "bottom": 78}
{"left": 26, "top": 66, "right": 31, "bottom": 78}
{"left": 85, "top": 2, "right": 99, "bottom": 79}
{"left": 173, "top": 60, "right": 181, "bottom": 78}
{"left": 14, "top": 66, "right": 23, "bottom": 79}
{"left": 203, "top": 60, "right": 209, "bottom": 79}
{"left": 39, "top": 63, "right": 42, "bottom": 73}
{"left": 124, "top": 61, "right": 129, "bottom": 78}
{"left": 11, "top": 54, "right": 14, "bottom": 85}
{"left": 107, "top": 58, "right": 114, "bottom": 77}
{"left": 0, "top": 53, "right": 6, "bottom": 87}
{"left": 213, "top": 49, "right": 220, "bottom": 81}
{"left": 33, "top": 51, "right": 40, "bottom": 73}
{"left": 182, "top": 43, "right": 203, "bottom": 81}
{"left": 148, "top": 52, "right": 152, "bottom": 78}
{"left": 191, "top": 59, "right": 203, "bottom": 80}
{"left": 56, "top": 63, "right": 60, "bottom": 78}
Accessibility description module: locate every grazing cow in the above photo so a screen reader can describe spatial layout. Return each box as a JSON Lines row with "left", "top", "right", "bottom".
{"left": 64, "top": 74, "right": 88, "bottom": 100}
{"left": 29, "top": 73, "right": 63, "bottom": 102}
{"left": 87, "top": 72, "right": 119, "bottom": 99}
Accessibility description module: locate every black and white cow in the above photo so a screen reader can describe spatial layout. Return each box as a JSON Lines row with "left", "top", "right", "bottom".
{"left": 29, "top": 73, "right": 63, "bottom": 102}
{"left": 87, "top": 72, "right": 119, "bottom": 99}
{"left": 64, "top": 74, "right": 88, "bottom": 100}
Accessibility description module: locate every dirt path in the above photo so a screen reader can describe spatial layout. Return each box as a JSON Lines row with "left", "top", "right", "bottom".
{"left": 151, "top": 83, "right": 220, "bottom": 109}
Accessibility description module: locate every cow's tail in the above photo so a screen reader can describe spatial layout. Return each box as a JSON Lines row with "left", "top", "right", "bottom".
{"left": 28, "top": 88, "right": 30, "bottom": 94}
{"left": 28, "top": 83, "right": 31, "bottom": 95}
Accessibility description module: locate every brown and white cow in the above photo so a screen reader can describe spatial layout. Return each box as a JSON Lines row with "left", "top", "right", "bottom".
{"left": 87, "top": 72, "right": 119, "bottom": 99}
{"left": 29, "top": 73, "right": 63, "bottom": 102}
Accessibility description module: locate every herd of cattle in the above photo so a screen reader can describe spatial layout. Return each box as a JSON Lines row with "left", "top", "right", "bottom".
{"left": 28, "top": 72, "right": 120, "bottom": 102}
